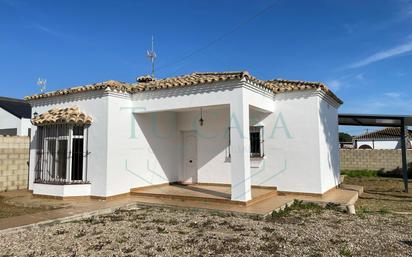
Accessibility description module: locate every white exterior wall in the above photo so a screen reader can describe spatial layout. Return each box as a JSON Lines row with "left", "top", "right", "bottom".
{"left": 247, "top": 91, "right": 323, "bottom": 193}
{"left": 317, "top": 95, "right": 340, "bottom": 193}
{"left": 105, "top": 94, "right": 180, "bottom": 196}
{"left": 0, "top": 108, "right": 31, "bottom": 136}
{"left": 176, "top": 107, "right": 231, "bottom": 184}
{"left": 28, "top": 91, "right": 110, "bottom": 197}
{"left": 27, "top": 79, "right": 341, "bottom": 197}
{"left": 0, "top": 107, "right": 20, "bottom": 134}
{"left": 20, "top": 118, "right": 31, "bottom": 136}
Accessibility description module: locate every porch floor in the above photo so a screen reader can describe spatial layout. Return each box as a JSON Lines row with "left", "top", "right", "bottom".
{"left": 0, "top": 186, "right": 360, "bottom": 231}
{"left": 130, "top": 183, "right": 277, "bottom": 205}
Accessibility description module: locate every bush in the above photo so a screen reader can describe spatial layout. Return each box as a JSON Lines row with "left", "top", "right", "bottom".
{"left": 341, "top": 170, "right": 379, "bottom": 177}
{"left": 341, "top": 168, "right": 412, "bottom": 178}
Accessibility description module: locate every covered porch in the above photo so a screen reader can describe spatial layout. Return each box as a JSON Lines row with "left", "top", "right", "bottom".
{"left": 132, "top": 89, "right": 273, "bottom": 202}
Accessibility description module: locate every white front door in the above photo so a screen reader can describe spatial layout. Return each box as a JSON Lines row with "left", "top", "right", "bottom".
{"left": 182, "top": 131, "right": 197, "bottom": 184}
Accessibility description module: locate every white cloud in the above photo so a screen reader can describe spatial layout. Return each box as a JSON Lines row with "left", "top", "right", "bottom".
{"left": 384, "top": 92, "right": 402, "bottom": 98}
{"left": 342, "top": 93, "right": 412, "bottom": 114}
{"left": 0, "top": 0, "right": 25, "bottom": 7}
{"left": 348, "top": 40, "right": 412, "bottom": 68}
{"left": 355, "top": 73, "right": 364, "bottom": 80}
{"left": 325, "top": 73, "right": 366, "bottom": 92}
{"left": 30, "top": 24, "right": 63, "bottom": 38}
{"left": 327, "top": 80, "right": 341, "bottom": 91}
{"left": 28, "top": 23, "right": 71, "bottom": 40}
{"left": 395, "top": 71, "right": 406, "bottom": 77}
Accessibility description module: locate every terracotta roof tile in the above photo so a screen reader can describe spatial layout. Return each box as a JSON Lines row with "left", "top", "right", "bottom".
{"left": 131, "top": 71, "right": 252, "bottom": 91}
{"left": 25, "top": 80, "right": 132, "bottom": 100}
{"left": 32, "top": 106, "right": 92, "bottom": 126}
{"left": 261, "top": 79, "right": 342, "bottom": 104}
{"left": 24, "top": 71, "right": 343, "bottom": 104}
{"left": 354, "top": 127, "right": 412, "bottom": 140}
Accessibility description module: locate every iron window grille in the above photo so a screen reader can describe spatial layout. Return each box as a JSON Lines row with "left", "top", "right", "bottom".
{"left": 34, "top": 124, "right": 89, "bottom": 184}
{"left": 250, "top": 126, "right": 264, "bottom": 158}
{"left": 228, "top": 126, "right": 264, "bottom": 158}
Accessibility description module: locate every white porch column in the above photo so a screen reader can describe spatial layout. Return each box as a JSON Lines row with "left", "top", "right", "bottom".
{"left": 230, "top": 98, "right": 252, "bottom": 202}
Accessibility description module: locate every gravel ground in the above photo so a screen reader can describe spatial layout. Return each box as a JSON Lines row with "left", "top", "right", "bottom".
{"left": 1, "top": 203, "right": 411, "bottom": 257}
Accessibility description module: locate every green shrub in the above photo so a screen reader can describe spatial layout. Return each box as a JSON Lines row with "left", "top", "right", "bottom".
{"left": 341, "top": 170, "right": 379, "bottom": 177}
{"left": 270, "top": 200, "right": 324, "bottom": 218}
{"left": 378, "top": 208, "right": 389, "bottom": 215}
{"left": 339, "top": 245, "right": 352, "bottom": 257}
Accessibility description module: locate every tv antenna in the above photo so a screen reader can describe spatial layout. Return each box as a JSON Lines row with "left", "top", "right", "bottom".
{"left": 146, "top": 35, "right": 157, "bottom": 78}
{"left": 37, "top": 78, "right": 47, "bottom": 93}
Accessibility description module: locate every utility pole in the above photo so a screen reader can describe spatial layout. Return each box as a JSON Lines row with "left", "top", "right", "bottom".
{"left": 400, "top": 119, "right": 409, "bottom": 193}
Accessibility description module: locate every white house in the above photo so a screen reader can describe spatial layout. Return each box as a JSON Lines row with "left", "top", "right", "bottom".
{"left": 0, "top": 96, "right": 31, "bottom": 136}
{"left": 25, "top": 71, "right": 342, "bottom": 202}
{"left": 353, "top": 127, "right": 412, "bottom": 149}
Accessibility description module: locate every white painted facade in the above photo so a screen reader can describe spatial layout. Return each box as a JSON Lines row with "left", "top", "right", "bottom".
{"left": 0, "top": 107, "right": 31, "bottom": 136}
{"left": 28, "top": 78, "right": 341, "bottom": 201}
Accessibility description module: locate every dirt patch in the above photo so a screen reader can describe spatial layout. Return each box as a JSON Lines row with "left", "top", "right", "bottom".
{"left": 0, "top": 196, "right": 45, "bottom": 219}
{"left": 344, "top": 177, "right": 412, "bottom": 213}
{"left": 0, "top": 205, "right": 411, "bottom": 257}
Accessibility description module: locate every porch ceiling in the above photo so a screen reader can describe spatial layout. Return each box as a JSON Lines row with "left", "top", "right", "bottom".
{"left": 167, "top": 104, "right": 228, "bottom": 113}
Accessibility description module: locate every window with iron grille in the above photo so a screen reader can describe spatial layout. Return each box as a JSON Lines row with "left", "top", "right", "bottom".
{"left": 34, "top": 124, "right": 89, "bottom": 184}
{"left": 227, "top": 126, "right": 264, "bottom": 158}
{"left": 250, "top": 126, "right": 264, "bottom": 158}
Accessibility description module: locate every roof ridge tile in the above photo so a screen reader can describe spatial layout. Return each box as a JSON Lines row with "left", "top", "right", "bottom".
{"left": 25, "top": 71, "right": 343, "bottom": 104}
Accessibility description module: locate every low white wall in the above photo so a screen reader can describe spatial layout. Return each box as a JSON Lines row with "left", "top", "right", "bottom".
{"left": 355, "top": 140, "right": 407, "bottom": 150}
{"left": 33, "top": 183, "right": 91, "bottom": 197}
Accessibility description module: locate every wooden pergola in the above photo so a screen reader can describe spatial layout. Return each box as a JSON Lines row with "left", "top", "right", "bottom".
{"left": 339, "top": 114, "right": 412, "bottom": 193}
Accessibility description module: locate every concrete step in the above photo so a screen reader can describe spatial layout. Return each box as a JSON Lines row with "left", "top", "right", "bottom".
{"left": 131, "top": 185, "right": 278, "bottom": 206}
{"left": 131, "top": 190, "right": 230, "bottom": 204}
{"left": 339, "top": 184, "right": 364, "bottom": 195}
{"left": 246, "top": 189, "right": 278, "bottom": 206}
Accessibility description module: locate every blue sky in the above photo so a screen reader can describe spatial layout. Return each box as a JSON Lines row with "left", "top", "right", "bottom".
{"left": 1, "top": 0, "right": 411, "bottom": 135}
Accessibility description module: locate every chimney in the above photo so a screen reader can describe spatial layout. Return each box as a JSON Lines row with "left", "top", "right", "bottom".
{"left": 136, "top": 75, "right": 155, "bottom": 83}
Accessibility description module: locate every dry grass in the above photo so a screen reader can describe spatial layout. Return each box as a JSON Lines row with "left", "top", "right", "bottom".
{"left": 344, "top": 177, "right": 412, "bottom": 213}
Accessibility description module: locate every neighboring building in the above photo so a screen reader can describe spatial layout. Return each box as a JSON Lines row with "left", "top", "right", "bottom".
{"left": 339, "top": 142, "right": 354, "bottom": 149}
{"left": 0, "top": 96, "right": 31, "bottom": 136}
{"left": 353, "top": 127, "right": 412, "bottom": 149}
{"left": 25, "top": 71, "right": 342, "bottom": 201}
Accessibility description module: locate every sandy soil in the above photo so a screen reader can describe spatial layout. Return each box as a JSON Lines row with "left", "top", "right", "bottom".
{"left": 0, "top": 196, "right": 45, "bottom": 219}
